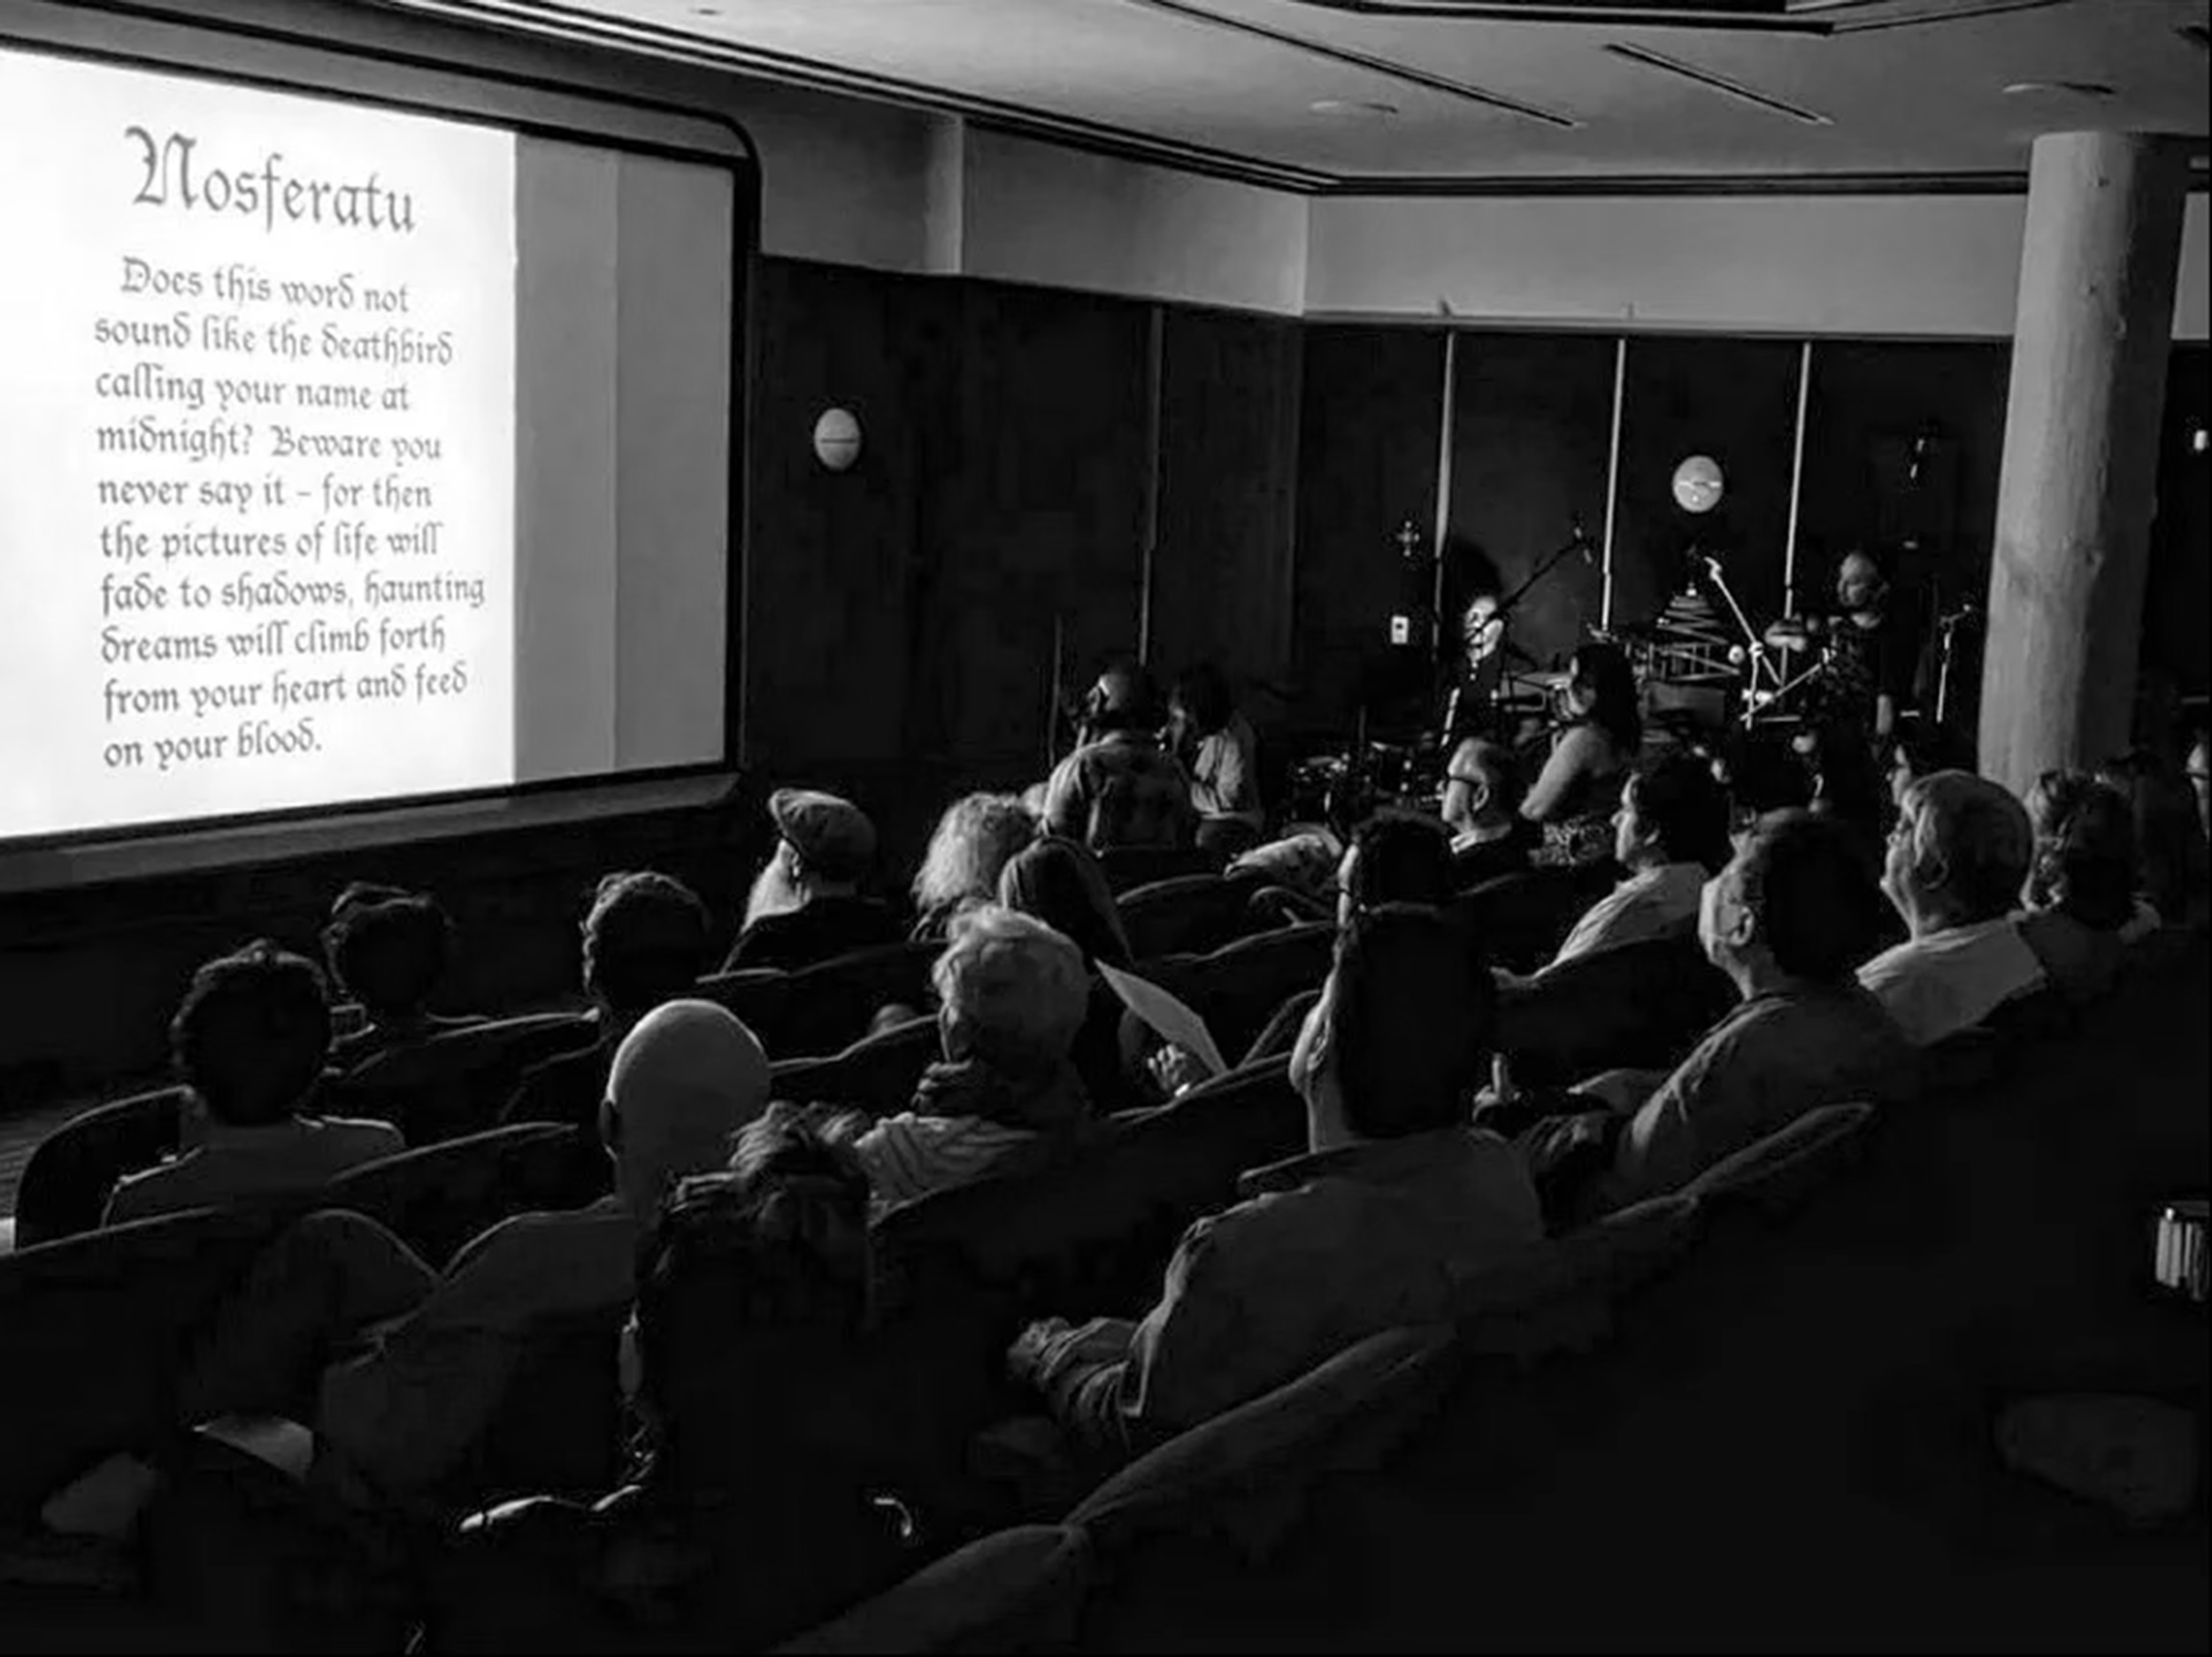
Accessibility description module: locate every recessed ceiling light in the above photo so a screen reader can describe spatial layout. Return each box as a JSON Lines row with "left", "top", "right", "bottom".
{"left": 1310, "top": 98, "right": 1401, "bottom": 119}
{"left": 2003, "top": 80, "right": 2118, "bottom": 98}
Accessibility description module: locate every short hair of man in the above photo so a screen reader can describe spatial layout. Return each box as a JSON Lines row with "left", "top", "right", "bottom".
{"left": 1346, "top": 813, "right": 1455, "bottom": 913}
{"left": 1450, "top": 738, "right": 1525, "bottom": 817}
{"left": 324, "top": 888, "right": 454, "bottom": 1020}
{"left": 634, "top": 1112, "right": 872, "bottom": 1469}
{"left": 1629, "top": 750, "right": 1734, "bottom": 872}
{"left": 172, "top": 940, "right": 334, "bottom": 1127}
{"left": 1087, "top": 661, "right": 1162, "bottom": 734}
{"left": 1735, "top": 809, "right": 1884, "bottom": 982}
{"left": 584, "top": 871, "right": 712, "bottom": 1017}
{"left": 933, "top": 905, "right": 1092, "bottom": 1075}
{"left": 1895, "top": 771, "right": 2034, "bottom": 927}
{"left": 2027, "top": 772, "right": 2139, "bottom": 932}
{"left": 1327, "top": 904, "right": 1494, "bottom": 1139}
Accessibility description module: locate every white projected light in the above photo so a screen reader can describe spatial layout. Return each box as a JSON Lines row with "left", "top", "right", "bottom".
{"left": 0, "top": 49, "right": 518, "bottom": 843}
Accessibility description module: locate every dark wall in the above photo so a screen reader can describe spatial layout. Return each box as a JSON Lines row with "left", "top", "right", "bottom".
{"left": 1292, "top": 326, "right": 1446, "bottom": 738}
{"left": 1444, "top": 333, "right": 1616, "bottom": 675}
{"left": 2146, "top": 343, "right": 2210, "bottom": 709}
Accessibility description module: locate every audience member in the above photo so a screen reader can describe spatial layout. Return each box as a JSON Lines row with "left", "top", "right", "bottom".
{"left": 1338, "top": 812, "right": 1455, "bottom": 928}
{"left": 1228, "top": 827, "right": 1342, "bottom": 926}
{"left": 1042, "top": 663, "right": 1196, "bottom": 854}
{"left": 429, "top": 1114, "right": 912, "bottom": 1653}
{"left": 1439, "top": 737, "right": 1532, "bottom": 890}
{"left": 999, "top": 836, "right": 1144, "bottom": 1111}
{"left": 126, "top": 1001, "right": 773, "bottom": 1508}
{"left": 1536, "top": 751, "right": 1730, "bottom": 974}
{"left": 808, "top": 907, "right": 1095, "bottom": 1210}
{"left": 2096, "top": 748, "right": 2208, "bottom": 928}
{"left": 1010, "top": 905, "right": 1540, "bottom": 1454}
{"left": 1171, "top": 662, "right": 1264, "bottom": 858}
{"left": 726, "top": 789, "right": 902, "bottom": 971}
{"left": 2017, "top": 771, "right": 2155, "bottom": 1004}
{"left": 1720, "top": 729, "right": 1815, "bottom": 839}
{"left": 1859, "top": 771, "right": 2046, "bottom": 1047}
{"left": 321, "top": 886, "right": 483, "bottom": 1070}
{"left": 2187, "top": 728, "right": 2209, "bottom": 843}
{"left": 1592, "top": 812, "right": 1916, "bottom": 1208}
{"left": 1523, "top": 642, "right": 1640, "bottom": 867}
{"left": 104, "top": 942, "right": 402, "bottom": 1226}
{"left": 908, "top": 793, "right": 1037, "bottom": 943}
{"left": 504, "top": 872, "right": 712, "bottom": 1135}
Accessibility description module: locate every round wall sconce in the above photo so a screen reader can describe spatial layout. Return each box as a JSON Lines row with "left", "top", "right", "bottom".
{"left": 813, "top": 407, "right": 863, "bottom": 473}
{"left": 1671, "top": 454, "right": 1725, "bottom": 515}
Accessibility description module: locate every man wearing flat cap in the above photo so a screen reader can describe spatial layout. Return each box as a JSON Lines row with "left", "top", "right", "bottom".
{"left": 725, "top": 787, "right": 903, "bottom": 971}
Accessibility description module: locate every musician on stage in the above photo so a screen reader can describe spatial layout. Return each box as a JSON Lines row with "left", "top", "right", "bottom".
{"left": 1819, "top": 548, "right": 1924, "bottom": 745}
{"left": 1437, "top": 588, "right": 1519, "bottom": 746}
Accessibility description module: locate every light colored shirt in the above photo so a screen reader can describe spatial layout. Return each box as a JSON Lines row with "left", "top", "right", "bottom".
{"left": 1857, "top": 917, "right": 2047, "bottom": 1047}
{"left": 1190, "top": 713, "right": 1263, "bottom": 829}
{"left": 103, "top": 1114, "right": 403, "bottom": 1226}
{"left": 1023, "top": 1127, "right": 1542, "bottom": 1449}
{"left": 1605, "top": 984, "right": 1916, "bottom": 1208}
{"left": 1546, "top": 862, "right": 1707, "bottom": 973}
{"left": 849, "top": 1112, "right": 1041, "bottom": 1211}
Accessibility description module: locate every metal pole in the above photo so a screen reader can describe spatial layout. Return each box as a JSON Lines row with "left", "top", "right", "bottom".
{"left": 1783, "top": 339, "right": 1813, "bottom": 619}
{"left": 1431, "top": 327, "right": 1459, "bottom": 662}
{"left": 1601, "top": 336, "right": 1628, "bottom": 633}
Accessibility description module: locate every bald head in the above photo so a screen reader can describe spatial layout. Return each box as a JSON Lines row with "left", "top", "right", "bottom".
{"left": 605, "top": 999, "right": 772, "bottom": 1215}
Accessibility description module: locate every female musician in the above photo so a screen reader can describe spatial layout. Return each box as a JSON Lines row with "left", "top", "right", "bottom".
{"left": 1522, "top": 641, "right": 1641, "bottom": 868}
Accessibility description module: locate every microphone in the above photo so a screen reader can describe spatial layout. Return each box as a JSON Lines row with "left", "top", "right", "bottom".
{"left": 1571, "top": 515, "right": 1594, "bottom": 564}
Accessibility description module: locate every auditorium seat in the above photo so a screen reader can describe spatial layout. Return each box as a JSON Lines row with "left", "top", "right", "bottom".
{"left": 772, "top": 1523, "right": 1092, "bottom": 1656}
{"left": 772, "top": 1015, "right": 941, "bottom": 1119}
{"left": 1095, "top": 846, "right": 1220, "bottom": 895}
{"left": 1118, "top": 872, "right": 1261, "bottom": 962}
{"left": 1678, "top": 1101, "right": 1878, "bottom": 1223}
{"left": 1241, "top": 987, "right": 1320, "bottom": 1066}
{"left": 1450, "top": 866, "right": 1609, "bottom": 975}
{"left": 696, "top": 940, "right": 941, "bottom": 1060}
{"left": 1139, "top": 924, "right": 1336, "bottom": 1065}
{"left": 0, "top": 1206, "right": 291, "bottom": 1536}
{"left": 1494, "top": 937, "right": 1736, "bottom": 1089}
{"left": 319, "top": 1121, "right": 598, "bottom": 1268}
{"left": 325, "top": 1010, "right": 601, "bottom": 1145}
{"left": 1064, "top": 1322, "right": 1461, "bottom": 1565}
{"left": 12, "top": 1086, "right": 188, "bottom": 1251}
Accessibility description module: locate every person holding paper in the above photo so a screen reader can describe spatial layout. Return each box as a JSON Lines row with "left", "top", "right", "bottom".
{"left": 1009, "top": 905, "right": 1540, "bottom": 1456}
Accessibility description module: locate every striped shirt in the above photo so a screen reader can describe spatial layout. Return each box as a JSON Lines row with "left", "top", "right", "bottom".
{"left": 849, "top": 1113, "right": 1041, "bottom": 1211}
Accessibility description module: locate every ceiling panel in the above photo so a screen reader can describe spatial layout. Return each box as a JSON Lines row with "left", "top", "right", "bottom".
{"left": 388, "top": 0, "right": 2211, "bottom": 184}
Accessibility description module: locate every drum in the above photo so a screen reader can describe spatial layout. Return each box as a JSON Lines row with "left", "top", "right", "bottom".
{"left": 1286, "top": 753, "right": 1349, "bottom": 825}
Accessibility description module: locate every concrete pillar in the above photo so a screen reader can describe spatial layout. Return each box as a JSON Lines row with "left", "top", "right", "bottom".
{"left": 1978, "top": 132, "right": 2188, "bottom": 797}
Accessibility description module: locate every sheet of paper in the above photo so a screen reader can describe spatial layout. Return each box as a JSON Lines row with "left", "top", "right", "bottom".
{"left": 1098, "top": 961, "right": 1229, "bottom": 1079}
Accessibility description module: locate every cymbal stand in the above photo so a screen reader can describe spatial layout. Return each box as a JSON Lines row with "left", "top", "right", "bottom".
{"left": 1696, "top": 555, "right": 1785, "bottom": 729}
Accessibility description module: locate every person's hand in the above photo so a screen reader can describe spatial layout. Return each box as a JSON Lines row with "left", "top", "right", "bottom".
{"left": 1008, "top": 1317, "right": 1075, "bottom": 1385}
{"left": 1147, "top": 1044, "right": 1210, "bottom": 1100}
{"left": 1008, "top": 1317, "right": 1137, "bottom": 1386}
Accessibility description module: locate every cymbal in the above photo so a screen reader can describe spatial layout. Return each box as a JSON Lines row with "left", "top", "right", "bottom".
{"left": 1763, "top": 620, "right": 1819, "bottom": 652}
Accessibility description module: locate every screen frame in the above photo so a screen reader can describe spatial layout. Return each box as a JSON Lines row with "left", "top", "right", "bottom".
{"left": 0, "top": 0, "right": 758, "bottom": 878}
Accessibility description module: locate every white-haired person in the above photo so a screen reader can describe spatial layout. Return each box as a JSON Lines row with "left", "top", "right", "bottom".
{"left": 803, "top": 907, "right": 1097, "bottom": 1210}
{"left": 909, "top": 792, "right": 1039, "bottom": 943}
{"left": 1858, "top": 770, "right": 2047, "bottom": 1047}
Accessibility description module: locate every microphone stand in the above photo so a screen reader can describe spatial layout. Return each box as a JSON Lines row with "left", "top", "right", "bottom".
{"left": 1469, "top": 518, "right": 1592, "bottom": 737}
{"left": 1693, "top": 552, "right": 1785, "bottom": 731}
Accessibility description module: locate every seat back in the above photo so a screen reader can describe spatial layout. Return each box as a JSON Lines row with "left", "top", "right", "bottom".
{"left": 772, "top": 1524, "right": 1093, "bottom": 1656}
{"left": 12, "top": 1087, "right": 188, "bottom": 1251}
{"left": 774, "top": 942, "right": 943, "bottom": 1059}
{"left": 444, "top": 1308, "right": 626, "bottom": 1511}
{"left": 1678, "top": 1101, "right": 1878, "bottom": 1222}
{"left": 1065, "top": 1322, "right": 1461, "bottom": 1561}
{"left": 0, "top": 1206, "right": 291, "bottom": 1530}
{"left": 1495, "top": 937, "right": 1736, "bottom": 1088}
{"left": 698, "top": 944, "right": 940, "bottom": 1062}
{"left": 1118, "top": 874, "right": 1256, "bottom": 963}
{"left": 1450, "top": 868, "right": 1602, "bottom": 975}
{"left": 773, "top": 1016, "right": 941, "bottom": 1118}
{"left": 325, "top": 1012, "right": 600, "bottom": 1144}
{"left": 321, "top": 1122, "right": 595, "bottom": 1268}
{"left": 1140, "top": 924, "right": 1336, "bottom": 1064}
{"left": 1095, "top": 846, "right": 1218, "bottom": 895}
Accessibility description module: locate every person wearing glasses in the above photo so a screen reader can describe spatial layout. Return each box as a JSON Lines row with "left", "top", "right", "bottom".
{"left": 1438, "top": 736, "right": 1532, "bottom": 891}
